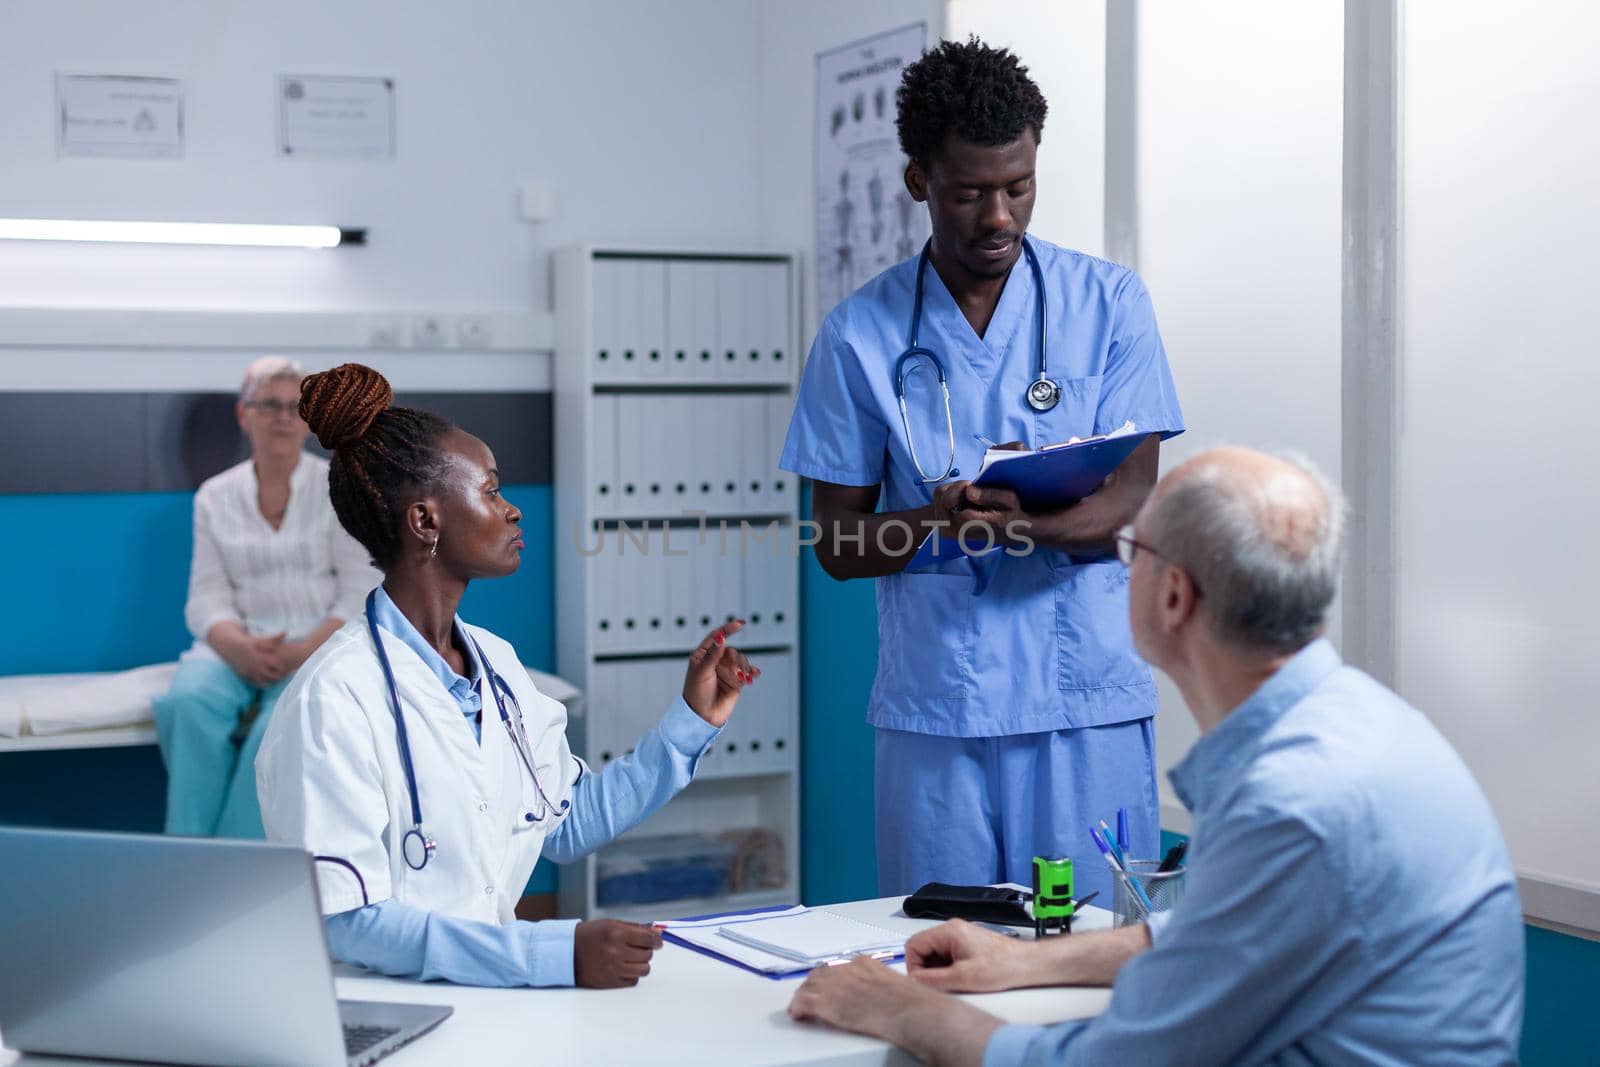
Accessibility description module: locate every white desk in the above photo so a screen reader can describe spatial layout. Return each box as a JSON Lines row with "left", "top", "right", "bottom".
{"left": 2, "top": 897, "right": 1112, "bottom": 1067}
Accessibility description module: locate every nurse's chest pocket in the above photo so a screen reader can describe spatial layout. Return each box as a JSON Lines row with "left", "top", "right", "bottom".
{"left": 1035, "top": 375, "right": 1103, "bottom": 445}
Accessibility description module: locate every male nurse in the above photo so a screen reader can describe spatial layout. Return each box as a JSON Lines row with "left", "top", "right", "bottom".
{"left": 780, "top": 38, "right": 1184, "bottom": 899}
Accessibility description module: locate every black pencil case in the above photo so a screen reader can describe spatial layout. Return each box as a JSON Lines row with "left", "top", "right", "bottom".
{"left": 902, "top": 882, "right": 1033, "bottom": 927}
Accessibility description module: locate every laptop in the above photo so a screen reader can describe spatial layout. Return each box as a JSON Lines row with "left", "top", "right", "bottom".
{"left": 0, "top": 828, "right": 451, "bottom": 1067}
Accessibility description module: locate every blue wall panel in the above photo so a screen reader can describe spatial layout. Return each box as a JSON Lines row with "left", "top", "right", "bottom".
{"left": 0, "top": 486, "right": 560, "bottom": 890}
{"left": 0, "top": 492, "right": 194, "bottom": 675}
{"left": 797, "top": 488, "right": 881, "bottom": 905}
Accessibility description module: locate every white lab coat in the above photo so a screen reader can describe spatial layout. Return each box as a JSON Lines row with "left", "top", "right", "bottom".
{"left": 256, "top": 615, "right": 582, "bottom": 923}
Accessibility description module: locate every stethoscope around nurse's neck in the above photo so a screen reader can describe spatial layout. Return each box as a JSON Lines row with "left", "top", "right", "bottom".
{"left": 894, "top": 235, "right": 1061, "bottom": 484}
{"left": 364, "top": 590, "right": 569, "bottom": 872}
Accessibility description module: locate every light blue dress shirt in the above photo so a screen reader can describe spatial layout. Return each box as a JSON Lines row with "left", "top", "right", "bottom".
{"left": 368, "top": 586, "right": 483, "bottom": 738}
{"left": 983, "top": 639, "right": 1525, "bottom": 1066}
{"left": 324, "top": 587, "right": 720, "bottom": 987}
{"left": 780, "top": 235, "right": 1185, "bottom": 737}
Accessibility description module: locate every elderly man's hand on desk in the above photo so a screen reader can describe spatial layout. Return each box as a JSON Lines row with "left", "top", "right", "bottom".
{"left": 789, "top": 956, "right": 1002, "bottom": 1067}
{"left": 905, "top": 918, "right": 1040, "bottom": 992}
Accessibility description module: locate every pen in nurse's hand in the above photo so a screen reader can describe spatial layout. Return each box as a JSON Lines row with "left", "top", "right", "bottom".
{"left": 973, "top": 433, "right": 1000, "bottom": 449}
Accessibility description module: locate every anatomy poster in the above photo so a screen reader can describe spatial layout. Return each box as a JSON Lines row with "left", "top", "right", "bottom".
{"left": 814, "top": 22, "right": 928, "bottom": 318}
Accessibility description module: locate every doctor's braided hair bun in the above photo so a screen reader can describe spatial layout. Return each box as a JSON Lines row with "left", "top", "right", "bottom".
{"left": 299, "top": 362, "right": 455, "bottom": 570}
{"left": 896, "top": 36, "right": 1047, "bottom": 168}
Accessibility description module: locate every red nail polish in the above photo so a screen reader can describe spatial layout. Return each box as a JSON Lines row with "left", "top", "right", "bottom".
{"left": 715, "top": 633, "right": 724, "bottom": 645}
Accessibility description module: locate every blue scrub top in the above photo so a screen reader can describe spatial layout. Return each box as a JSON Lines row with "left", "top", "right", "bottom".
{"left": 780, "top": 236, "right": 1185, "bottom": 738}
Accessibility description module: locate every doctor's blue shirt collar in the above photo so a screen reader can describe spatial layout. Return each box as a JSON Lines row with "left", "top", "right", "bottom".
{"left": 369, "top": 585, "right": 484, "bottom": 733}
{"left": 1167, "top": 637, "right": 1343, "bottom": 816}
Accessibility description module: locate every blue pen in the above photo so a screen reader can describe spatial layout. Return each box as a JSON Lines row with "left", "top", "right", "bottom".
{"left": 1090, "top": 825, "right": 1155, "bottom": 914}
{"left": 1116, "top": 807, "right": 1130, "bottom": 854}
{"left": 1098, "top": 820, "right": 1130, "bottom": 867}
{"left": 972, "top": 433, "right": 1000, "bottom": 449}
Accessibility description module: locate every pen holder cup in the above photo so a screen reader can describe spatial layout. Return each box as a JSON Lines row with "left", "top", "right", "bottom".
{"left": 1111, "top": 860, "right": 1185, "bottom": 928}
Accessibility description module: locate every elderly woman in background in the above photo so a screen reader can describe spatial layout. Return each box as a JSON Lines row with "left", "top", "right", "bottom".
{"left": 153, "top": 356, "right": 380, "bottom": 838}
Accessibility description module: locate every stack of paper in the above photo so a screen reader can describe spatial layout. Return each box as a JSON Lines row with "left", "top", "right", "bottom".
{"left": 717, "top": 910, "right": 902, "bottom": 966}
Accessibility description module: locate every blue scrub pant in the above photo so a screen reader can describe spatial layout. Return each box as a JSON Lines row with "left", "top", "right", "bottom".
{"left": 874, "top": 718, "right": 1160, "bottom": 903}
{"left": 151, "top": 659, "right": 286, "bottom": 838}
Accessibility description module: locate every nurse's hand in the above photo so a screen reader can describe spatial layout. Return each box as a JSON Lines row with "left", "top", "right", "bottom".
{"left": 682, "top": 621, "right": 758, "bottom": 728}
{"left": 573, "top": 919, "right": 662, "bottom": 988}
{"left": 905, "top": 919, "right": 1032, "bottom": 992}
{"left": 936, "top": 481, "right": 1031, "bottom": 547}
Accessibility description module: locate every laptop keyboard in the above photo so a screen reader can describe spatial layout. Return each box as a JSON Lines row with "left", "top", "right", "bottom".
{"left": 344, "top": 1023, "right": 401, "bottom": 1056}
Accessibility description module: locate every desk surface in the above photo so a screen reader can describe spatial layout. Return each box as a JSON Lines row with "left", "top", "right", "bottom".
{"left": 2, "top": 897, "right": 1111, "bottom": 1067}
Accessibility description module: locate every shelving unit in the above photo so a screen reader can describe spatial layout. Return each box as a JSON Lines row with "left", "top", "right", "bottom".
{"left": 553, "top": 247, "right": 801, "bottom": 919}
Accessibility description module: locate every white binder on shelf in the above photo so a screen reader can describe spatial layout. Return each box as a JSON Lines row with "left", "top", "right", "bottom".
{"left": 762, "top": 262, "right": 791, "bottom": 379}
{"left": 587, "top": 661, "right": 617, "bottom": 765}
{"left": 592, "top": 395, "right": 619, "bottom": 518}
{"left": 716, "top": 262, "right": 747, "bottom": 383}
{"left": 766, "top": 393, "right": 793, "bottom": 504}
{"left": 737, "top": 395, "right": 764, "bottom": 514}
{"left": 640, "top": 395, "right": 668, "bottom": 510}
{"left": 768, "top": 652, "right": 796, "bottom": 764}
{"left": 740, "top": 535, "right": 768, "bottom": 646}
{"left": 615, "top": 260, "right": 642, "bottom": 377}
{"left": 705, "top": 395, "right": 731, "bottom": 511}
{"left": 667, "top": 395, "right": 695, "bottom": 508}
{"left": 592, "top": 259, "right": 627, "bottom": 381}
{"left": 635, "top": 259, "right": 669, "bottom": 381}
{"left": 592, "top": 540, "right": 620, "bottom": 655}
{"left": 666, "top": 260, "right": 696, "bottom": 378}
{"left": 620, "top": 395, "right": 649, "bottom": 513}
{"left": 689, "top": 261, "right": 722, "bottom": 383}
{"left": 687, "top": 394, "right": 717, "bottom": 511}
{"left": 667, "top": 531, "right": 698, "bottom": 643}
{"left": 745, "top": 264, "right": 776, "bottom": 379}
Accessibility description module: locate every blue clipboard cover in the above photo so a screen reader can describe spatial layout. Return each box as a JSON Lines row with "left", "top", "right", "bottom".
{"left": 971, "top": 422, "right": 1145, "bottom": 513}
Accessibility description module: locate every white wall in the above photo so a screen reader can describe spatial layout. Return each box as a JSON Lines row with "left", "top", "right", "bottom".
{"left": 1398, "top": 0, "right": 1600, "bottom": 908}
{"left": 754, "top": 0, "right": 945, "bottom": 336}
{"left": 0, "top": 0, "right": 768, "bottom": 312}
{"left": 1135, "top": 0, "right": 1345, "bottom": 825}
{"left": 945, "top": 0, "right": 1106, "bottom": 258}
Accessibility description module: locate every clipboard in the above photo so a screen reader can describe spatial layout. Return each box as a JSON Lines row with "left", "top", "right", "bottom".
{"left": 902, "top": 422, "right": 1143, "bottom": 571}
{"left": 970, "top": 421, "right": 1144, "bottom": 513}
{"left": 658, "top": 904, "right": 906, "bottom": 980}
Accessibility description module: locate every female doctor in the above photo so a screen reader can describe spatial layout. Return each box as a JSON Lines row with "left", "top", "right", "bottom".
{"left": 256, "top": 363, "right": 758, "bottom": 989}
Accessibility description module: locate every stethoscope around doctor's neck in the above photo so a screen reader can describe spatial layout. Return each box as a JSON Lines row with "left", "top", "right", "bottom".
{"left": 895, "top": 235, "right": 1061, "bottom": 484}
{"left": 363, "top": 590, "right": 569, "bottom": 872}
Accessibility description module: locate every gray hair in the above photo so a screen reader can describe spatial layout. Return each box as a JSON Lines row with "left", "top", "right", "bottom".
{"left": 240, "top": 355, "right": 307, "bottom": 402}
{"left": 1148, "top": 450, "right": 1346, "bottom": 654}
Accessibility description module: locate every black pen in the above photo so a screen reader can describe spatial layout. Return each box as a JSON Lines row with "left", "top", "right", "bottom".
{"left": 1157, "top": 841, "right": 1188, "bottom": 873}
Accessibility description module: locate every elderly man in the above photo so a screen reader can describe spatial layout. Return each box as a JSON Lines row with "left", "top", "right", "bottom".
{"left": 789, "top": 447, "right": 1524, "bottom": 1066}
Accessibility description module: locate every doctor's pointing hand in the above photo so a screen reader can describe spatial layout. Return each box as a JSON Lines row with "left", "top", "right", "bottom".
{"left": 684, "top": 619, "right": 760, "bottom": 729}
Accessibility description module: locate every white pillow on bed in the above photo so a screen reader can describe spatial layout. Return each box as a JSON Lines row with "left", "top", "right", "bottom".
{"left": 0, "top": 663, "right": 178, "bottom": 737}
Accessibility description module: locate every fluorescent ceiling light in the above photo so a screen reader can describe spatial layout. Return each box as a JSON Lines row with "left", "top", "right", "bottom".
{"left": 0, "top": 218, "right": 365, "bottom": 248}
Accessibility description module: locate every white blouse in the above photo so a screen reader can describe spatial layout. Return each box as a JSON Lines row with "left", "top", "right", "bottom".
{"left": 183, "top": 454, "right": 380, "bottom": 663}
